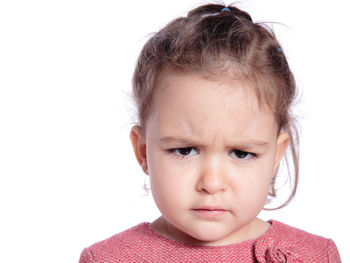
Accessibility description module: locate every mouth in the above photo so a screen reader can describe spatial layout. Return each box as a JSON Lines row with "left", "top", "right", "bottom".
{"left": 192, "top": 206, "right": 229, "bottom": 217}
{"left": 194, "top": 206, "right": 227, "bottom": 211}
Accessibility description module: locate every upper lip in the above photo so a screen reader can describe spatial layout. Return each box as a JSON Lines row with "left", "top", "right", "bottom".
{"left": 193, "top": 206, "right": 227, "bottom": 211}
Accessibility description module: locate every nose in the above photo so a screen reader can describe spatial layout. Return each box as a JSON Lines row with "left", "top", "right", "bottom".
{"left": 196, "top": 155, "right": 226, "bottom": 194}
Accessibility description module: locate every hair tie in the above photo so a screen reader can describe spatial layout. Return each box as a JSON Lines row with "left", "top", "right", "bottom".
{"left": 277, "top": 47, "right": 283, "bottom": 53}
{"left": 221, "top": 7, "right": 231, "bottom": 12}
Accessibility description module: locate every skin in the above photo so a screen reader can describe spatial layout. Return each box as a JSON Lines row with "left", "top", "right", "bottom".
{"left": 130, "top": 69, "right": 289, "bottom": 246}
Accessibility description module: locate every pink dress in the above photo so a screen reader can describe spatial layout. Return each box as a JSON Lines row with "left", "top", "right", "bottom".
{"left": 79, "top": 220, "right": 341, "bottom": 262}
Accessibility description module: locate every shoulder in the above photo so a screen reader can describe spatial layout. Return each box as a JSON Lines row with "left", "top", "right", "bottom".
{"left": 79, "top": 222, "right": 151, "bottom": 263}
{"left": 267, "top": 220, "right": 329, "bottom": 243}
{"left": 254, "top": 220, "right": 341, "bottom": 263}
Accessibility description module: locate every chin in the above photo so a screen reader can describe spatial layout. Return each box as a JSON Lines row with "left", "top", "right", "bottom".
{"left": 187, "top": 226, "right": 231, "bottom": 245}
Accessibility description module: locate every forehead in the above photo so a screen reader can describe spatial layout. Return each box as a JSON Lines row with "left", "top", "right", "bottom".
{"left": 147, "top": 69, "right": 277, "bottom": 140}
{"left": 152, "top": 68, "right": 271, "bottom": 115}
{"left": 153, "top": 66, "right": 271, "bottom": 107}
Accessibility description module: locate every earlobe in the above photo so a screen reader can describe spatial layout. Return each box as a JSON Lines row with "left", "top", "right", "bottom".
{"left": 130, "top": 125, "right": 148, "bottom": 175}
{"left": 274, "top": 132, "right": 290, "bottom": 171}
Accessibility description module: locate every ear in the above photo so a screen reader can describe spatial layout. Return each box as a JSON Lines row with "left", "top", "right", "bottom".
{"left": 130, "top": 125, "right": 149, "bottom": 175}
{"left": 274, "top": 132, "right": 290, "bottom": 171}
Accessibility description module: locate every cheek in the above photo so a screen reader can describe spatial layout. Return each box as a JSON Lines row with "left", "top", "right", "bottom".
{"left": 234, "top": 158, "right": 275, "bottom": 207}
{"left": 233, "top": 178, "right": 270, "bottom": 217}
{"left": 148, "top": 152, "right": 193, "bottom": 208}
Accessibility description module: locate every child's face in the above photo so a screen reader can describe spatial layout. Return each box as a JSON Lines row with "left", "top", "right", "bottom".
{"left": 131, "top": 69, "right": 289, "bottom": 246}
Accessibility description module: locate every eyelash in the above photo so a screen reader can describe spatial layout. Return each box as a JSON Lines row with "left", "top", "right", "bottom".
{"left": 168, "top": 147, "right": 258, "bottom": 160}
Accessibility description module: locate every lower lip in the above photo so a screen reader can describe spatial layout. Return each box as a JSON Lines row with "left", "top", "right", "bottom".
{"left": 193, "top": 209, "right": 228, "bottom": 217}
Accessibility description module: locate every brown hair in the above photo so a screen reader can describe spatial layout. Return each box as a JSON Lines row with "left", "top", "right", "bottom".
{"left": 132, "top": 3, "right": 299, "bottom": 209}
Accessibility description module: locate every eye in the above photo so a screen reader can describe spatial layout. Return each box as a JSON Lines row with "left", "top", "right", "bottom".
{"left": 171, "top": 147, "right": 198, "bottom": 157}
{"left": 230, "top": 150, "right": 256, "bottom": 160}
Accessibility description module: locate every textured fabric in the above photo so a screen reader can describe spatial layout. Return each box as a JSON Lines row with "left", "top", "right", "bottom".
{"left": 79, "top": 220, "right": 341, "bottom": 263}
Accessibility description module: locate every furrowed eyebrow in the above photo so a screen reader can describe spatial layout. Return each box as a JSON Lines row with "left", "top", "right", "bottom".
{"left": 159, "top": 136, "right": 268, "bottom": 149}
{"left": 159, "top": 136, "right": 200, "bottom": 145}
{"left": 229, "top": 140, "right": 269, "bottom": 150}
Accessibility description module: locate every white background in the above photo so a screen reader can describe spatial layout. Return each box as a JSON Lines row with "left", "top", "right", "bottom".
{"left": 1, "top": 0, "right": 349, "bottom": 262}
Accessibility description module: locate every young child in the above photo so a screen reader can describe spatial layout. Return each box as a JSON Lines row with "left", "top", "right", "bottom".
{"left": 79, "top": 3, "right": 341, "bottom": 262}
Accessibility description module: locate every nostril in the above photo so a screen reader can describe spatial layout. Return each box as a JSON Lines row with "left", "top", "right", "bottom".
{"left": 196, "top": 175, "right": 225, "bottom": 194}
{"left": 196, "top": 156, "right": 227, "bottom": 193}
